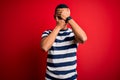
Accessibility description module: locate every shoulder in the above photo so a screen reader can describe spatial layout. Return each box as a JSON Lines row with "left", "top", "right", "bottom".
{"left": 41, "top": 29, "right": 52, "bottom": 38}
{"left": 42, "top": 29, "right": 52, "bottom": 34}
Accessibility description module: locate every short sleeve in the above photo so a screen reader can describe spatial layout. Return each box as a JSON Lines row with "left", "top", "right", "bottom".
{"left": 41, "top": 30, "right": 52, "bottom": 39}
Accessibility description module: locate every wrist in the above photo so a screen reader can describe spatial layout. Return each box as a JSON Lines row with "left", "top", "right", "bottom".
{"left": 55, "top": 26, "right": 61, "bottom": 31}
{"left": 65, "top": 16, "right": 72, "bottom": 23}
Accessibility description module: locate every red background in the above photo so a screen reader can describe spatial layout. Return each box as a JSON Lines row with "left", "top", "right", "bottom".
{"left": 0, "top": 0, "right": 120, "bottom": 80}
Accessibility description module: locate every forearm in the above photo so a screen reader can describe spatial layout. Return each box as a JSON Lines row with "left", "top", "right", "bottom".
{"left": 68, "top": 19, "right": 87, "bottom": 43}
{"left": 41, "top": 26, "right": 60, "bottom": 52}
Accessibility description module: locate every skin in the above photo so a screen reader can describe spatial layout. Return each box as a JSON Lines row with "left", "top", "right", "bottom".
{"left": 41, "top": 8, "right": 87, "bottom": 52}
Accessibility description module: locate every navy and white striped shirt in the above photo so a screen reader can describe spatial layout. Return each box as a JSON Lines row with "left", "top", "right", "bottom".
{"left": 41, "top": 28, "right": 78, "bottom": 80}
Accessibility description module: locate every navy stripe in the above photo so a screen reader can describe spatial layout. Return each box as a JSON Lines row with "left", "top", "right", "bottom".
{"left": 58, "top": 32, "right": 72, "bottom": 36}
{"left": 55, "top": 36, "right": 75, "bottom": 42}
{"left": 50, "top": 44, "right": 77, "bottom": 50}
{"left": 46, "top": 73, "right": 77, "bottom": 80}
{"left": 46, "top": 73, "right": 60, "bottom": 80}
{"left": 42, "top": 30, "right": 51, "bottom": 34}
{"left": 47, "top": 68, "right": 76, "bottom": 75}
{"left": 48, "top": 52, "right": 76, "bottom": 59}
{"left": 47, "top": 60, "right": 76, "bottom": 67}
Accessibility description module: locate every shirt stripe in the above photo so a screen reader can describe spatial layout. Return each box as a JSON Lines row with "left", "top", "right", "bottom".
{"left": 47, "top": 64, "right": 77, "bottom": 71}
{"left": 46, "top": 69, "right": 77, "bottom": 79}
{"left": 53, "top": 40, "right": 75, "bottom": 47}
{"left": 47, "top": 60, "right": 77, "bottom": 67}
{"left": 47, "top": 52, "right": 76, "bottom": 59}
{"left": 50, "top": 44, "right": 77, "bottom": 50}
{"left": 48, "top": 48, "right": 77, "bottom": 55}
{"left": 46, "top": 73, "right": 77, "bottom": 80}
{"left": 47, "top": 69, "right": 76, "bottom": 75}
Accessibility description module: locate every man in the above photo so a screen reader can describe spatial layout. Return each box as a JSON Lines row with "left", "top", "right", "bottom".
{"left": 41, "top": 4, "right": 87, "bottom": 80}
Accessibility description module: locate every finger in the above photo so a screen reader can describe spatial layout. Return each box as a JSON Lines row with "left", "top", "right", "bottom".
{"left": 56, "top": 12, "right": 61, "bottom": 15}
{"left": 57, "top": 14, "right": 61, "bottom": 17}
{"left": 56, "top": 13, "right": 61, "bottom": 18}
{"left": 57, "top": 12, "right": 62, "bottom": 15}
{"left": 56, "top": 11, "right": 62, "bottom": 14}
{"left": 56, "top": 16, "right": 59, "bottom": 21}
{"left": 57, "top": 9, "right": 63, "bottom": 12}
{"left": 56, "top": 9, "right": 63, "bottom": 11}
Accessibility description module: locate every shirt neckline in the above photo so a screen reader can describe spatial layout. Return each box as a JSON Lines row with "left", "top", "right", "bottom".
{"left": 60, "top": 28, "right": 68, "bottom": 31}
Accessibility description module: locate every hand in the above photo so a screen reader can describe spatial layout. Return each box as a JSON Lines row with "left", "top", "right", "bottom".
{"left": 56, "top": 8, "right": 70, "bottom": 20}
{"left": 56, "top": 17, "right": 66, "bottom": 30}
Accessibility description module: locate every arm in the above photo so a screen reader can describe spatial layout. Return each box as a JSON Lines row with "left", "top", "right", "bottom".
{"left": 68, "top": 19, "right": 87, "bottom": 43}
{"left": 60, "top": 8, "right": 87, "bottom": 43}
{"left": 40, "top": 17, "right": 66, "bottom": 52}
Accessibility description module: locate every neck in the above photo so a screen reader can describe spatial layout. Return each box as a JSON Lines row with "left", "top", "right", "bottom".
{"left": 61, "top": 25, "right": 68, "bottom": 30}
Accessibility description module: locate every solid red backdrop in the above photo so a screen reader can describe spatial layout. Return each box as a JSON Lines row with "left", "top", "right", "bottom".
{"left": 0, "top": 0, "right": 120, "bottom": 80}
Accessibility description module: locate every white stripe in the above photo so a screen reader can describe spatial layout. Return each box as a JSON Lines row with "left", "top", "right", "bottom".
{"left": 56, "top": 33, "right": 74, "bottom": 40}
{"left": 48, "top": 48, "right": 77, "bottom": 55}
{"left": 47, "top": 64, "right": 77, "bottom": 71}
{"left": 47, "top": 56, "right": 76, "bottom": 63}
{"left": 53, "top": 40, "right": 75, "bottom": 47}
{"left": 42, "top": 34, "right": 48, "bottom": 38}
{"left": 47, "top": 70, "right": 77, "bottom": 79}
{"left": 58, "top": 28, "right": 72, "bottom": 34}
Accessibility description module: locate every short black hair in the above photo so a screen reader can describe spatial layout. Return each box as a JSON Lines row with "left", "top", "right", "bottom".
{"left": 55, "top": 4, "right": 69, "bottom": 12}
{"left": 55, "top": 4, "right": 69, "bottom": 9}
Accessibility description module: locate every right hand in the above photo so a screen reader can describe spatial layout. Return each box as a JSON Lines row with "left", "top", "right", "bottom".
{"left": 56, "top": 16, "right": 66, "bottom": 30}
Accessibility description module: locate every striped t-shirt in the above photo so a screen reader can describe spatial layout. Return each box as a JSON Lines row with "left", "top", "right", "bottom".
{"left": 41, "top": 28, "right": 78, "bottom": 80}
